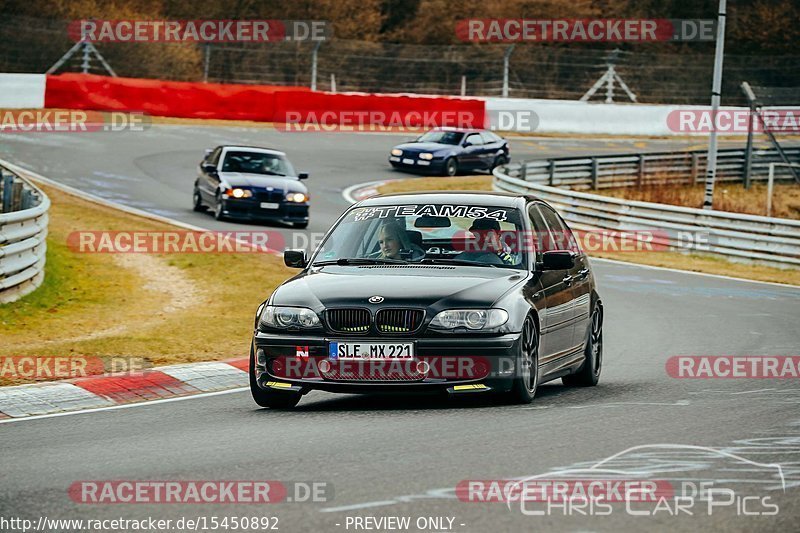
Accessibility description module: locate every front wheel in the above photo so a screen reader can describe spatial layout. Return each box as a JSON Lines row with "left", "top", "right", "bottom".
{"left": 505, "top": 316, "right": 539, "bottom": 404}
{"left": 192, "top": 188, "right": 206, "bottom": 212}
{"left": 563, "top": 303, "right": 603, "bottom": 387}
{"left": 491, "top": 155, "right": 509, "bottom": 171}
{"left": 213, "top": 194, "right": 226, "bottom": 221}
{"left": 249, "top": 345, "right": 301, "bottom": 408}
{"left": 443, "top": 157, "right": 458, "bottom": 177}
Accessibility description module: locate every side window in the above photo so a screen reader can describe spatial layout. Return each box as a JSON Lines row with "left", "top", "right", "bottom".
{"left": 537, "top": 205, "right": 579, "bottom": 253}
{"left": 465, "top": 133, "right": 483, "bottom": 146}
{"left": 527, "top": 204, "right": 551, "bottom": 260}
{"left": 480, "top": 131, "right": 499, "bottom": 144}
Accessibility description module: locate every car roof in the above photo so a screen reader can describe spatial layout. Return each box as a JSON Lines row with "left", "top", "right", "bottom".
{"left": 430, "top": 127, "right": 488, "bottom": 134}
{"left": 220, "top": 145, "right": 287, "bottom": 157}
{"left": 357, "top": 191, "right": 535, "bottom": 208}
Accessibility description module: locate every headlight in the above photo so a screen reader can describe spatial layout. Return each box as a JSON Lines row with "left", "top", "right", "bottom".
{"left": 226, "top": 188, "right": 252, "bottom": 198}
{"left": 391, "top": 148, "right": 403, "bottom": 156}
{"left": 285, "top": 192, "right": 308, "bottom": 203}
{"left": 418, "top": 152, "right": 434, "bottom": 160}
{"left": 260, "top": 306, "right": 321, "bottom": 329}
{"left": 429, "top": 309, "right": 509, "bottom": 330}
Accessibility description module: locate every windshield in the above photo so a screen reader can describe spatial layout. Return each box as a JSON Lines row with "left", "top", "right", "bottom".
{"left": 220, "top": 151, "right": 296, "bottom": 176}
{"left": 416, "top": 131, "right": 464, "bottom": 145}
{"left": 313, "top": 203, "right": 527, "bottom": 269}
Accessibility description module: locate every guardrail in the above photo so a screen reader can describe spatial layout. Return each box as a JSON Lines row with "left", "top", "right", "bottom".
{"left": 0, "top": 165, "right": 49, "bottom": 303}
{"left": 512, "top": 146, "right": 800, "bottom": 190}
{"left": 493, "top": 166, "right": 800, "bottom": 269}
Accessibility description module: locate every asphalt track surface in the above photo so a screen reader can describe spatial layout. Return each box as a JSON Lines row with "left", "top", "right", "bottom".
{"left": 1, "top": 126, "right": 799, "bottom": 532}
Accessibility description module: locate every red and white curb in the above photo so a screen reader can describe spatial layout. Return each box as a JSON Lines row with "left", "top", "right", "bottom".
{"left": 0, "top": 358, "right": 248, "bottom": 419}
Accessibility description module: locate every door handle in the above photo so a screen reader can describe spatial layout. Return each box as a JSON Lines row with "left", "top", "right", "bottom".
{"left": 578, "top": 268, "right": 590, "bottom": 280}
{"left": 562, "top": 275, "right": 573, "bottom": 286}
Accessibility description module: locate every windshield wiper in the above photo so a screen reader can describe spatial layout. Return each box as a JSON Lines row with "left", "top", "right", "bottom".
{"left": 313, "top": 257, "right": 409, "bottom": 266}
{"left": 259, "top": 170, "right": 286, "bottom": 176}
{"left": 417, "top": 258, "right": 498, "bottom": 268}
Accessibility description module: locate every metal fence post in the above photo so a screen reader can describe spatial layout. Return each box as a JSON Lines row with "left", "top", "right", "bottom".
{"left": 743, "top": 101, "right": 755, "bottom": 189}
{"left": 203, "top": 43, "right": 211, "bottom": 83}
{"left": 548, "top": 160, "right": 556, "bottom": 186}
{"left": 311, "top": 41, "right": 321, "bottom": 91}
{"left": 637, "top": 155, "right": 645, "bottom": 188}
{"left": 591, "top": 157, "right": 599, "bottom": 189}
{"left": 502, "top": 45, "right": 515, "bottom": 98}
{"left": 21, "top": 189, "right": 33, "bottom": 210}
{"left": 2, "top": 173, "right": 13, "bottom": 213}
{"left": 520, "top": 163, "right": 527, "bottom": 181}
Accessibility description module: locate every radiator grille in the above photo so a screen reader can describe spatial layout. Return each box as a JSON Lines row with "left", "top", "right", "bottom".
{"left": 376, "top": 309, "right": 424, "bottom": 333}
{"left": 326, "top": 308, "right": 370, "bottom": 333}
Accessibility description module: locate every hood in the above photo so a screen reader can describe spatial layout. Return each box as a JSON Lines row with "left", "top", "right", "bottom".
{"left": 272, "top": 266, "right": 527, "bottom": 312}
{"left": 393, "top": 142, "right": 457, "bottom": 153}
{"left": 218, "top": 172, "right": 306, "bottom": 192}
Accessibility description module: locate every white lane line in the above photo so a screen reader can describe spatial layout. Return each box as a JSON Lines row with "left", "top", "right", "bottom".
{"left": 591, "top": 257, "right": 800, "bottom": 289}
{"left": 0, "top": 387, "right": 248, "bottom": 425}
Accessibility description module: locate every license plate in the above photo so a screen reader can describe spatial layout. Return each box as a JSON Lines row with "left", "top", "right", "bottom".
{"left": 402, "top": 158, "right": 415, "bottom": 165}
{"left": 329, "top": 342, "right": 414, "bottom": 359}
{"left": 260, "top": 202, "right": 279, "bottom": 209}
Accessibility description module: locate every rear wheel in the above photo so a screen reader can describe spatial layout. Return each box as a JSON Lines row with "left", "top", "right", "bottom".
{"left": 443, "top": 157, "right": 458, "bottom": 177}
{"left": 563, "top": 303, "right": 603, "bottom": 387}
{"left": 506, "top": 316, "right": 538, "bottom": 404}
{"left": 249, "top": 345, "right": 301, "bottom": 408}
{"left": 192, "top": 188, "right": 206, "bottom": 212}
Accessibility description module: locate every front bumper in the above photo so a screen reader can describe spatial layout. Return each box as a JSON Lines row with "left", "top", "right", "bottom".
{"left": 252, "top": 332, "right": 522, "bottom": 394}
{"left": 388, "top": 156, "right": 445, "bottom": 174}
{"left": 221, "top": 198, "right": 309, "bottom": 222}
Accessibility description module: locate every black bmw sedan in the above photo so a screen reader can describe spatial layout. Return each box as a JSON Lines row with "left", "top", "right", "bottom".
{"left": 249, "top": 192, "right": 603, "bottom": 408}
{"left": 193, "top": 145, "right": 310, "bottom": 228}
{"left": 389, "top": 129, "right": 509, "bottom": 176}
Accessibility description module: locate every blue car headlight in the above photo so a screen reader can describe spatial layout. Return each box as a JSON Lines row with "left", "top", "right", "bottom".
{"left": 429, "top": 309, "right": 509, "bottom": 330}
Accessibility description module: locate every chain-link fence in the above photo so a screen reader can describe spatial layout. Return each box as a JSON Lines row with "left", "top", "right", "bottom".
{"left": 2, "top": 15, "right": 799, "bottom": 105}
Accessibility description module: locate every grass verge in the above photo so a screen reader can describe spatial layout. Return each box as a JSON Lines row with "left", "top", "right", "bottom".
{"left": 375, "top": 175, "right": 800, "bottom": 286}
{"left": 0, "top": 183, "right": 294, "bottom": 385}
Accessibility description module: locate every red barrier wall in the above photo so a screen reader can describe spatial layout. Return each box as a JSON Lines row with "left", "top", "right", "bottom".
{"left": 44, "top": 74, "right": 485, "bottom": 128}
{"left": 44, "top": 73, "right": 306, "bottom": 121}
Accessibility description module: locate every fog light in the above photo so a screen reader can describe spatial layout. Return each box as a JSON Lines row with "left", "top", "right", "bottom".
{"left": 319, "top": 359, "right": 331, "bottom": 372}
{"left": 256, "top": 349, "right": 266, "bottom": 365}
{"left": 416, "top": 360, "right": 430, "bottom": 374}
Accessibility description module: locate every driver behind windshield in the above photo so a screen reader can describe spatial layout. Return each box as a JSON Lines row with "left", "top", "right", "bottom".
{"left": 456, "top": 218, "right": 517, "bottom": 266}
{"left": 374, "top": 221, "right": 425, "bottom": 261}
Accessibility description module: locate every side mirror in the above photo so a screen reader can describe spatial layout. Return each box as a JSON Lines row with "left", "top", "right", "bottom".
{"left": 463, "top": 141, "right": 472, "bottom": 147}
{"left": 201, "top": 162, "right": 217, "bottom": 174}
{"left": 283, "top": 249, "right": 307, "bottom": 268}
{"left": 204, "top": 148, "right": 213, "bottom": 157}
{"left": 298, "top": 172, "right": 309, "bottom": 180}
{"left": 540, "top": 250, "right": 575, "bottom": 271}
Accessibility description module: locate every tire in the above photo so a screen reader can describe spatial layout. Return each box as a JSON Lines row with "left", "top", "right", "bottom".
{"left": 293, "top": 221, "right": 309, "bottom": 229}
{"left": 491, "top": 155, "right": 509, "bottom": 171}
{"left": 506, "top": 316, "right": 539, "bottom": 404}
{"left": 249, "top": 345, "right": 301, "bottom": 408}
{"left": 192, "top": 188, "right": 206, "bottom": 212}
{"left": 563, "top": 302, "right": 603, "bottom": 387}
{"left": 443, "top": 157, "right": 458, "bottom": 177}
{"left": 213, "top": 193, "right": 226, "bottom": 221}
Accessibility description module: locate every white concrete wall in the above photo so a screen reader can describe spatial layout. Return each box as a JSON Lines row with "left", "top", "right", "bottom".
{"left": 0, "top": 74, "right": 46, "bottom": 109}
{"left": 484, "top": 97, "right": 751, "bottom": 136}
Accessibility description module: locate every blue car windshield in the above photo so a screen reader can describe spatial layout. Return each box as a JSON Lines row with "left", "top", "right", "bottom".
{"left": 416, "top": 131, "right": 464, "bottom": 145}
